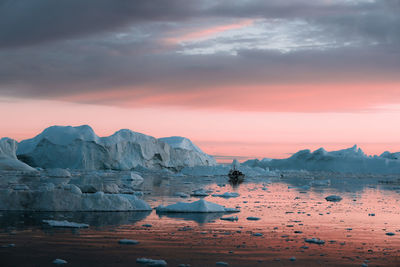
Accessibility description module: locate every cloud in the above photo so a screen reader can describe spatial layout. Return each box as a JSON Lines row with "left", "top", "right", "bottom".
{"left": 0, "top": 0, "right": 399, "bottom": 112}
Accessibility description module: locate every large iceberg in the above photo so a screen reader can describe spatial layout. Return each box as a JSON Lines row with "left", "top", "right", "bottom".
{"left": 243, "top": 145, "right": 400, "bottom": 174}
{"left": 0, "top": 183, "right": 151, "bottom": 211}
{"left": 0, "top": 138, "right": 36, "bottom": 171}
{"left": 16, "top": 125, "right": 216, "bottom": 171}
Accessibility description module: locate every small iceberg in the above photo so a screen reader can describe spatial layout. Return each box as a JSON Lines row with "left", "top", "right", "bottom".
{"left": 53, "top": 259, "right": 67, "bottom": 265}
{"left": 325, "top": 195, "right": 343, "bottom": 202}
{"left": 43, "top": 220, "right": 89, "bottom": 228}
{"left": 212, "top": 192, "right": 240, "bottom": 198}
{"left": 246, "top": 216, "right": 260, "bottom": 221}
{"left": 305, "top": 238, "right": 325, "bottom": 245}
{"left": 191, "top": 189, "right": 211, "bottom": 197}
{"left": 220, "top": 216, "right": 238, "bottom": 221}
{"left": 136, "top": 258, "right": 167, "bottom": 266}
{"left": 156, "top": 199, "right": 236, "bottom": 213}
{"left": 118, "top": 239, "right": 139, "bottom": 245}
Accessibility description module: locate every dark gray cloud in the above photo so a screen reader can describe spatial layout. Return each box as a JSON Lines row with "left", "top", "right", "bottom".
{"left": 0, "top": 0, "right": 399, "bottom": 112}
{"left": 0, "top": 0, "right": 202, "bottom": 48}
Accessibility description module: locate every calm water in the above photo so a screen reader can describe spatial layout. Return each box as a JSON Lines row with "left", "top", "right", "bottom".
{"left": 0, "top": 173, "right": 399, "bottom": 266}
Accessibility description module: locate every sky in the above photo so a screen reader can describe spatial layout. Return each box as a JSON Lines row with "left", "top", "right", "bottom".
{"left": 1, "top": 0, "right": 400, "bottom": 162}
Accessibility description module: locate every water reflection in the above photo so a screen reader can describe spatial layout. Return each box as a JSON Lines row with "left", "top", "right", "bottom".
{"left": 156, "top": 211, "right": 225, "bottom": 224}
{"left": 0, "top": 210, "right": 151, "bottom": 229}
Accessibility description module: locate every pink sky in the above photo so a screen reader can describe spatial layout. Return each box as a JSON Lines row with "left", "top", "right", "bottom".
{"left": 2, "top": 92, "right": 400, "bottom": 162}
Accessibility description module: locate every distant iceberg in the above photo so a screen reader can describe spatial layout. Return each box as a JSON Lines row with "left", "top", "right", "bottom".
{"left": 243, "top": 145, "right": 400, "bottom": 174}
{"left": 15, "top": 125, "right": 216, "bottom": 171}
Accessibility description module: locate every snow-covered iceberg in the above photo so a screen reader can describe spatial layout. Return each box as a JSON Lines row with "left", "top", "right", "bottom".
{"left": 0, "top": 138, "right": 36, "bottom": 171}
{"left": 243, "top": 145, "right": 400, "bottom": 174}
{"left": 16, "top": 125, "right": 216, "bottom": 171}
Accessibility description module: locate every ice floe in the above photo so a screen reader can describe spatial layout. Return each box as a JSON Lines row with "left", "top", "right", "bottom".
{"left": 325, "top": 195, "right": 343, "bottom": 202}
{"left": 156, "top": 199, "right": 237, "bottom": 213}
{"left": 211, "top": 192, "right": 240, "bottom": 198}
{"left": 118, "top": 239, "right": 139, "bottom": 245}
{"left": 53, "top": 259, "right": 67, "bottom": 265}
{"left": 136, "top": 258, "right": 167, "bottom": 266}
{"left": 43, "top": 220, "right": 89, "bottom": 228}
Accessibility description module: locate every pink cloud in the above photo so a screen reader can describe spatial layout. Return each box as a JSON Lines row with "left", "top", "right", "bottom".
{"left": 62, "top": 82, "right": 400, "bottom": 113}
{"left": 165, "top": 19, "right": 255, "bottom": 44}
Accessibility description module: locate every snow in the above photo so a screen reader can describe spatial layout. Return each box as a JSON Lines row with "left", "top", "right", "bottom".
{"left": 156, "top": 199, "right": 235, "bottom": 213}
{"left": 43, "top": 220, "right": 89, "bottom": 228}
{"left": 159, "top": 136, "right": 203, "bottom": 154}
{"left": 0, "top": 138, "right": 36, "bottom": 171}
{"left": 243, "top": 145, "right": 400, "bottom": 174}
{"left": 16, "top": 125, "right": 216, "bottom": 171}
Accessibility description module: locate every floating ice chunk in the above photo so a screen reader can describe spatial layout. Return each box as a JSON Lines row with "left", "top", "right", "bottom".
{"left": 246, "top": 217, "right": 260, "bottom": 221}
{"left": 43, "top": 220, "right": 89, "bottom": 228}
{"left": 53, "top": 259, "right": 67, "bottom": 264}
{"left": 325, "top": 195, "right": 343, "bottom": 202}
{"left": 118, "top": 239, "right": 139, "bottom": 245}
{"left": 156, "top": 199, "right": 232, "bottom": 213}
{"left": 174, "top": 192, "right": 190, "bottom": 198}
{"left": 136, "top": 258, "right": 167, "bottom": 266}
{"left": 212, "top": 192, "right": 240, "bottom": 198}
{"left": 305, "top": 238, "right": 325, "bottom": 245}
{"left": 191, "top": 189, "right": 210, "bottom": 197}
{"left": 220, "top": 216, "right": 238, "bottom": 221}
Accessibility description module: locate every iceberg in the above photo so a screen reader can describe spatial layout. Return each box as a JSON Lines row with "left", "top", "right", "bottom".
{"left": 0, "top": 138, "right": 36, "bottom": 171}
{"left": 243, "top": 145, "right": 400, "bottom": 174}
{"left": 156, "top": 199, "right": 235, "bottom": 213}
{"left": 16, "top": 125, "right": 216, "bottom": 171}
{"left": 0, "top": 184, "right": 152, "bottom": 211}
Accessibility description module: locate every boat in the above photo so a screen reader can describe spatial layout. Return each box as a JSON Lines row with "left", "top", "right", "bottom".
{"left": 228, "top": 159, "right": 245, "bottom": 184}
